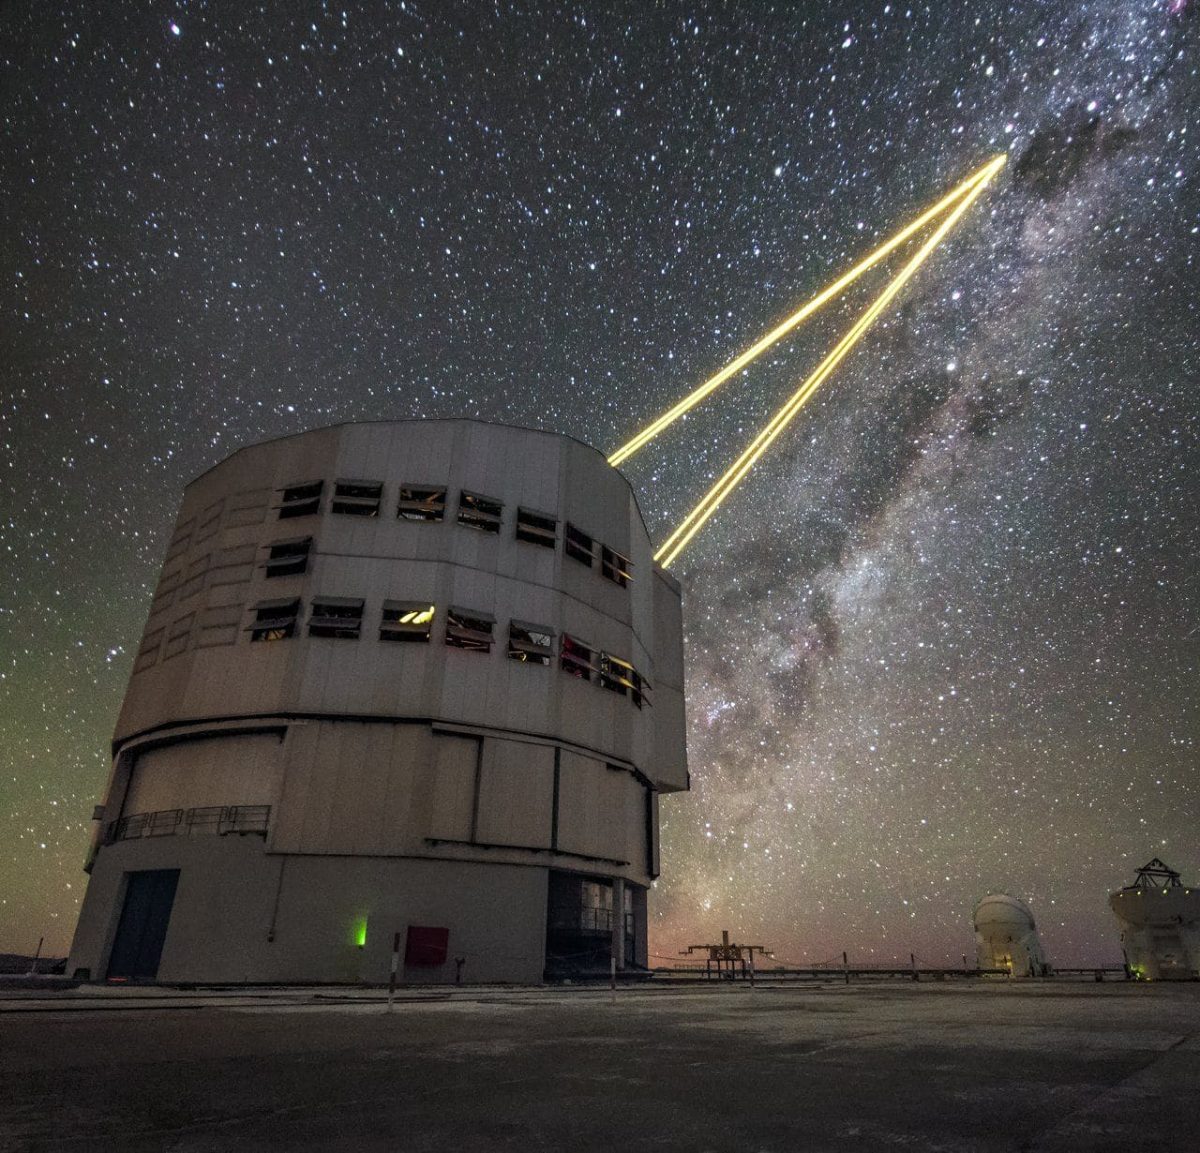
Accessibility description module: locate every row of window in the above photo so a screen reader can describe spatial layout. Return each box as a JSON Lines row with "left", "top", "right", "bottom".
{"left": 276, "top": 480, "right": 633, "bottom": 588}
{"left": 248, "top": 597, "right": 649, "bottom": 708}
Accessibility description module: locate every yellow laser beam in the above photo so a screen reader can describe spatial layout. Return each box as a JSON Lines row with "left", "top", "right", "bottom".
{"left": 607, "top": 157, "right": 1001, "bottom": 468}
{"left": 654, "top": 154, "right": 1005, "bottom": 568}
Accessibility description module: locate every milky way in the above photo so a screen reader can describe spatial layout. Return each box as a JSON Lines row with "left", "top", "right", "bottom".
{"left": 1, "top": 2, "right": 1197, "bottom": 962}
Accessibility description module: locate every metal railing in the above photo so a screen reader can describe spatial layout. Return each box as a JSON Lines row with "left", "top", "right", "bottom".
{"left": 550, "top": 909, "right": 636, "bottom": 936}
{"left": 107, "top": 804, "right": 270, "bottom": 844}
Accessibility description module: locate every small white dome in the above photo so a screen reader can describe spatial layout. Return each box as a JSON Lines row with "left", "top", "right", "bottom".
{"left": 973, "top": 893, "right": 1037, "bottom": 932}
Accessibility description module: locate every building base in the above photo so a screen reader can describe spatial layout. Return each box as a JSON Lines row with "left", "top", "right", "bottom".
{"left": 68, "top": 837, "right": 647, "bottom": 985}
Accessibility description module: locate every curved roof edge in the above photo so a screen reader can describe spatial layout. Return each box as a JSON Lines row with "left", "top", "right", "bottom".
{"left": 183, "top": 417, "right": 664, "bottom": 570}
{"left": 972, "top": 892, "right": 1036, "bottom": 918}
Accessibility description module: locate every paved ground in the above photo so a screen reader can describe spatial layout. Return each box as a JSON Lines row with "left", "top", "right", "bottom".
{"left": 2, "top": 981, "right": 1198, "bottom": 1151}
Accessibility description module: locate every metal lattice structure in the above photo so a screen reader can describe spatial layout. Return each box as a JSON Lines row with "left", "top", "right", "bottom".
{"left": 1124, "top": 858, "right": 1183, "bottom": 891}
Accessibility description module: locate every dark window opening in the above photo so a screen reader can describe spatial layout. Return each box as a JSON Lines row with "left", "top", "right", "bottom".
{"left": 601, "top": 545, "right": 633, "bottom": 587}
{"left": 577, "top": 879, "right": 631, "bottom": 933}
{"left": 249, "top": 598, "right": 300, "bottom": 642}
{"left": 278, "top": 480, "right": 322, "bottom": 519}
{"left": 564, "top": 523, "right": 594, "bottom": 566}
{"left": 458, "top": 491, "right": 503, "bottom": 533}
{"left": 308, "top": 597, "right": 364, "bottom": 639}
{"left": 331, "top": 479, "right": 382, "bottom": 517}
{"left": 516, "top": 507, "right": 557, "bottom": 548}
{"left": 560, "top": 633, "right": 595, "bottom": 680}
{"left": 380, "top": 600, "right": 435, "bottom": 643}
{"left": 598, "top": 652, "right": 628, "bottom": 697}
{"left": 265, "top": 537, "right": 311, "bottom": 578}
{"left": 446, "top": 607, "right": 494, "bottom": 652}
{"left": 398, "top": 485, "right": 446, "bottom": 522}
{"left": 630, "top": 666, "right": 650, "bottom": 709}
{"left": 545, "top": 872, "right": 636, "bottom": 976}
{"left": 598, "top": 653, "right": 650, "bottom": 707}
{"left": 508, "top": 620, "right": 554, "bottom": 665}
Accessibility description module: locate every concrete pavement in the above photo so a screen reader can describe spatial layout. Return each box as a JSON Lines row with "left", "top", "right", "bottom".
{"left": 2, "top": 981, "right": 1197, "bottom": 1151}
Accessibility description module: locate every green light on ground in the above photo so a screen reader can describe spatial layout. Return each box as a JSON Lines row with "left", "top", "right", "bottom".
{"left": 352, "top": 916, "right": 368, "bottom": 948}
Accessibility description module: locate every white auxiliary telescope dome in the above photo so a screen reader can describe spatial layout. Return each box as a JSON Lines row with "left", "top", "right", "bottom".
{"left": 973, "top": 893, "right": 1047, "bottom": 978}
{"left": 1109, "top": 859, "right": 1200, "bottom": 981}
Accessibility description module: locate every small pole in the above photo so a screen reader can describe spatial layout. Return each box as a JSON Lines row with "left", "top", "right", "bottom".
{"left": 910, "top": 952, "right": 918, "bottom": 982}
{"left": 748, "top": 948, "right": 755, "bottom": 991}
{"left": 842, "top": 951, "right": 850, "bottom": 985}
{"left": 388, "top": 931, "right": 400, "bottom": 1012}
{"left": 610, "top": 955, "right": 617, "bottom": 1004}
{"left": 962, "top": 953, "right": 968, "bottom": 973}
{"left": 29, "top": 936, "right": 43, "bottom": 976}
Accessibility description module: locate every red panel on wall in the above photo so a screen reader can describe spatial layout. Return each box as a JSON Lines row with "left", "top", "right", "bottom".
{"left": 405, "top": 925, "right": 449, "bottom": 967}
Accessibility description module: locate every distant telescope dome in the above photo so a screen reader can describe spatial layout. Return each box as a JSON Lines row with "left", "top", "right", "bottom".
{"left": 973, "top": 893, "right": 1047, "bottom": 978}
{"left": 1109, "top": 859, "right": 1200, "bottom": 981}
{"left": 974, "top": 894, "right": 1037, "bottom": 933}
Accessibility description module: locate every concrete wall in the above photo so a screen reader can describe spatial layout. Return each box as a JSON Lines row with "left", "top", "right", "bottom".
{"left": 123, "top": 731, "right": 285, "bottom": 815}
{"left": 70, "top": 835, "right": 552, "bottom": 985}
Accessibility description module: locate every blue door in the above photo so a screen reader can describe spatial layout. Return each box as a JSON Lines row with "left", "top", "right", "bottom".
{"left": 106, "top": 869, "right": 180, "bottom": 981}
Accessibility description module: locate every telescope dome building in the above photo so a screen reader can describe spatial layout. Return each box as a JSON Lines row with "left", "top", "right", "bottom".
{"left": 973, "top": 893, "right": 1047, "bottom": 978}
{"left": 68, "top": 419, "right": 688, "bottom": 985}
{"left": 1109, "top": 859, "right": 1200, "bottom": 981}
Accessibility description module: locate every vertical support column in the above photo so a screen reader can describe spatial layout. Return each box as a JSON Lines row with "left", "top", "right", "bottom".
{"left": 550, "top": 748, "right": 561, "bottom": 852}
{"left": 388, "top": 931, "right": 401, "bottom": 1012}
{"left": 632, "top": 886, "right": 649, "bottom": 969}
{"left": 612, "top": 877, "right": 626, "bottom": 972}
{"left": 469, "top": 737, "right": 484, "bottom": 844}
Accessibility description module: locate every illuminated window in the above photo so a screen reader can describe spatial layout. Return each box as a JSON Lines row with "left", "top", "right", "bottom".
{"left": 249, "top": 598, "right": 301, "bottom": 642}
{"left": 601, "top": 545, "right": 633, "bottom": 587}
{"left": 598, "top": 652, "right": 628, "bottom": 697}
{"left": 264, "top": 537, "right": 311, "bottom": 578}
{"left": 380, "top": 600, "right": 435, "bottom": 643}
{"left": 508, "top": 620, "right": 555, "bottom": 665}
{"left": 445, "top": 607, "right": 494, "bottom": 652}
{"left": 308, "top": 597, "right": 364, "bottom": 639}
{"left": 277, "top": 480, "right": 322, "bottom": 519}
{"left": 398, "top": 485, "right": 446, "bottom": 522}
{"left": 331, "top": 479, "right": 382, "bottom": 517}
{"left": 599, "top": 652, "right": 648, "bottom": 706}
{"left": 630, "top": 666, "right": 650, "bottom": 709}
{"left": 458, "top": 491, "right": 503, "bottom": 533}
{"left": 564, "top": 523, "right": 593, "bottom": 567}
{"left": 516, "top": 507, "right": 557, "bottom": 548}
{"left": 560, "top": 633, "right": 595, "bottom": 680}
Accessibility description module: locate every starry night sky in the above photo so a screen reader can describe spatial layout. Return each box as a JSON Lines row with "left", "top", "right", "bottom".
{"left": 2, "top": 2, "right": 1197, "bottom": 962}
